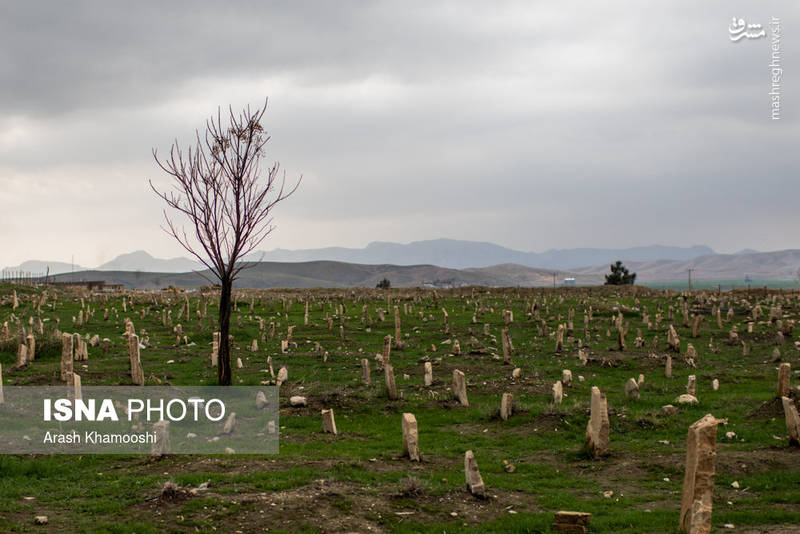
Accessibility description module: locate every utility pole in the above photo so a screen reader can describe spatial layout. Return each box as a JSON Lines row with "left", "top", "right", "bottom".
{"left": 687, "top": 268, "right": 694, "bottom": 291}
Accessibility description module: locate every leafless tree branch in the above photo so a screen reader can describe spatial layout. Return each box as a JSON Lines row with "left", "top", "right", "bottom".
{"left": 150, "top": 99, "right": 301, "bottom": 384}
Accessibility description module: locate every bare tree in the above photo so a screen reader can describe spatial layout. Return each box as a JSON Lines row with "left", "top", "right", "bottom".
{"left": 150, "top": 100, "right": 300, "bottom": 385}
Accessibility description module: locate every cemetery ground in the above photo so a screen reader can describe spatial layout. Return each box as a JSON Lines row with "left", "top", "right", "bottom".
{"left": 0, "top": 283, "right": 799, "bottom": 533}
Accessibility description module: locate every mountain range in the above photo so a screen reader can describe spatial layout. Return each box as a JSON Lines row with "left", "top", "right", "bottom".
{"left": 242, "top": 239, "right": 715, "bottom": 270}
{"left": 572, "top": 249, "right": 800, "bottom": 282}
{"left": 95, "top": 251, "right": 201, "bottom": 273}
{"left": 5, "top": 239, "right": 798, "bottom": 286}
{"left": 46, "top": 261, "right": 604, "bottom": 289}
{"left": 5, "top": 240, "right": 718, "bottom": 274}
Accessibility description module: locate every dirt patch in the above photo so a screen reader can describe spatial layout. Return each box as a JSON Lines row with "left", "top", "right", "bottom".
{"left": 570, "top": 452, "right": 661, "bottom": 498}
{"left": 733, "top": 526, "right": 800, "bottom": 534}
{"left": 748, "top": 394, "right": 797, "bottom": 419}
{"left": 531, "top": 411, "right": 569, "bottom": 432}
{"left": 131, "top": 478, "right": 542, "bottom": 534}
{"left": 637, "top": 446, "right": 800, "bottom": 483}
{"left": 714, "top": 447, "right": 800, "bottom": 476}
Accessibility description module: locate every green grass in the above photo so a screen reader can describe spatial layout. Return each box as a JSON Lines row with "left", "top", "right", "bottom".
{"left": 644, "top": 279, "right": 800, "bottom": 291}
{"left": 0, "top": 283, "right": 798, "bottom": 532}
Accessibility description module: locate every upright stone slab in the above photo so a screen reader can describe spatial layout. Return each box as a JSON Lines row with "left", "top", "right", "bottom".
{"left": 321, "top": 409, "right": 338, "bottom": 435}
{"left": 687, "top": 375, "right": 696, "bottom": 396}
{"left": 394, "top": 306, "right": 401, "bottom": 342}
{"left": 625, "top": 377, "right": 640, "bottom": 400}
{"left": 255, "top": 390, "right": 268, "bottom": 409}
{"left": 452, "top": 369, "right": 469, "bottom": 406}
{"left": 665, "top": 355, "right": 673, "bottom": 378}
{"left": 680, "top": 414, "right": 719, "bottom": 534}
{"left": 210, "top": 334, "right": 219, "bottom": 366}
{"left": 60, "top": 333, "right": 73, "bottom": 381}
{"left": 77, "top": 336, "right": 88, "bottom": 361}
{"left": 385, "top": 363, "right": 398, "bottom": 400}
{"left": 401, "top": 413, "right": 420, "bottom": 461}
{"left": 585, "top": 386, "right": 610, "bottom": 458}
{"left": 25, "top": 334, "right": 35, "bottom": 362}
{"left": 552, "top": 381, "right": 563, "bottom": 405}
{"left": 464, "top": 450, "right": 485, "bottom": 497}
{"left": 501, "top": 328, "right": 513, "bottom": 365}
{"left": 668, "top": 324, "right": 680, "bottom": 352}
{"left": 500, "top": 393, "right": 513, "bottom": 420}
{"left": 276, "top": 366, "right": 288, "bottom": 387}
{"left": 71, "top": 333, "right": 81, "bottom": 362}
{"left": 777, "top": 363, "right": 791, "bottom": 398}
{"left": 72, "top": 373, "right": 82, "bottom": 401}
{"left": 361, "top": 358, "right": 371, "bottom": 385}
{"left": 128, "top": 334, "right": 144, "bottom": 386}
{"left": 562, "top": 369, "right": 572, "bottom": 387}
{"left": 151, "top": 420, "right": 170, "bottom": 457}
{"left": 424, "top": 361, "right": 433, "bottom": 386}
{"left": 222, "top": 412, "right": 237, "bottom": 434}
{"left": 555, "top": 324, "right": 565, "bottom": 353}
{"left": 16, "top": 344, "right": 27, "bottom": 368}
{"left": 32, "top": 317, "right": 43, "bottom": 336}
{"left": 781, "top": 397, "right": 800, "bottom": 446}
{"left": 382, "top": 335, "right": 392, "bottom": 364}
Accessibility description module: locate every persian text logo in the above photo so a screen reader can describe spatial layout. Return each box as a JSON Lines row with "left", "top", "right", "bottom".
{"left": 729, "top": 18, "right": 766, "bottom": 41}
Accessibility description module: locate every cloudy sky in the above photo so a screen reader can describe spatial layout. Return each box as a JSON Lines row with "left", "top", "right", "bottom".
{"left": 1, "top": 1, "right": 797, "bottom": 267}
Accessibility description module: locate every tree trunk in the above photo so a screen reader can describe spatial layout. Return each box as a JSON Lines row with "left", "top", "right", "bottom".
{"left": 218, "top": 278, "right": 233, "bottom": 385}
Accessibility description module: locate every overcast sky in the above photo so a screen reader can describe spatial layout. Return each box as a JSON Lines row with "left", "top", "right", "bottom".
{"left": 1, "top": 1, "right": 797, "bottom": 267}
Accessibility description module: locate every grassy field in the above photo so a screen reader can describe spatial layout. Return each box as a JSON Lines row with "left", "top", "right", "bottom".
{"left": 644, "top": 280, "right": 800, "bottom": 292}
{"left": 0, "top": 283, "right": 798, "bottom": 533}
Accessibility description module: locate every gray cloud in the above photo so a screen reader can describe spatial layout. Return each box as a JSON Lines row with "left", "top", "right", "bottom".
{"left": 0, "top": 0, "right": 797, "bottom": 266}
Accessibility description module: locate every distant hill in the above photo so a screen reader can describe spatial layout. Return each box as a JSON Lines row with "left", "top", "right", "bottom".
{"left": 41, "top": 249, "right": 800, "bottom": 289}
{"left": 4, "top": 240, "right": 717, "bottom": 276}
{"left": 2, "top": 260, "right": 84, "bottom": 276}
{"left": 245, "top": 239, "right": 715, "bottom": 270}
{"left": 48, "top": 261, "right": 604, "bottom": 290}
{"left": 95, "top": 250, "right": 202, "bottom": 273}
{"left": 10, "top": 241, "right": 799, "bottom": 285}
{"left": 573, "top": 250, "right": 800, "bottom": 282}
